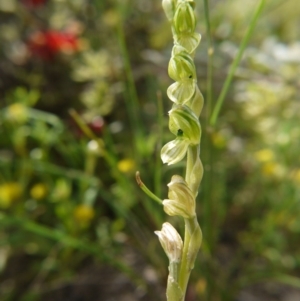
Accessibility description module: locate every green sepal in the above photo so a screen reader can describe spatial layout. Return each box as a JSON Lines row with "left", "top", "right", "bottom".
{"left": 185, "top": 85, "right": 204, "bottom": 117}
{"left": 166, "top": 275, "right": 184, "bottom": 301}
{"left": 186, "top": 221, "right": 202, "bottom": 270}
{"left": 161, "top": 138, "right": 189, "bottom": 165}
{"left": 167, "top": 79, "right": 196, "bottom": 104}
{"left": 186, "top": 147, "right": 203, "bottom": 197}
{"left": 175, "top": 32, "right": 201, "bottom": 54}
{"left": 163, "top": 175, "right": 195, "bottom": 218}
{"left": 171, "top": 44, "right": 188, "bottom": 56}
{"left": 163, "top": 198, "right": 193, "bottom": 219}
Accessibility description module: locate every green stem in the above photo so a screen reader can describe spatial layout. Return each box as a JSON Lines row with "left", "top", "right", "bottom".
{"left": 209, "top": 0, "right": 265, "bottom": 126}
{"left": 136, "top": 171, "right": 163, "bottom": 205}
{"left": 179, "top": 216, "right": 202, "bottom": 296}
{"left": 69, "top": 109, "right": 101, "bottom": 142}
{"left": 203, "top": 0, "right": 214, "bottom": 120}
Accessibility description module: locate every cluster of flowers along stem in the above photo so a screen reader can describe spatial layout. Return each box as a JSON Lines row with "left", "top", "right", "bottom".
{"left": 154, "top": 0, "right": 204, "bottom": 300}
{"left": 136, "top": 0, "right": 203, "bottom": 299}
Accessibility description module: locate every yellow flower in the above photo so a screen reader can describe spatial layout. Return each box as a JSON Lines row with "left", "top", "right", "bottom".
{"left": 195, "top": 278, "right": 207, "bottom": 296}
{"left": 74, "top": 205, "right": 95, "bottom": 223}
{"left": 6, "top": 103, "right": 28, "bottom": 123}
{"left": 290, "top": 169, "right": 300, "bottom": 184}
{"left": 254, "top": 149, "right": 274, "bottom": 162}
{"left": 261, "top": 162, "right": 284, "bottom": 178}
{"left": 0, "top": 182, "right": 22, "bottom": 208}
{"left": 117, "top": 159, "right": 135, "bottom": 173}
{"left": 30, "top": 183, "right": 47, "bottom": 200}
{"left": 211, "top": 132, "right": 226, "bottom": 149}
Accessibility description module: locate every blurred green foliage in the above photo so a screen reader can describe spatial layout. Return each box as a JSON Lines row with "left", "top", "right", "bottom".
{"left": 0, "top": 0, "right": 300, "bottom": 301}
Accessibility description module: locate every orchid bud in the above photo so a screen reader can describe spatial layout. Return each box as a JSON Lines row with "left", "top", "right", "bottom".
{"left": 161, "top": 137, "right": 189, "bottom": 165}
{"left": 155, "top": 222, "right": 183, "bottom": 263}
{"left": 162, "top": 175, "right": 195, "bottom": 218}
{"left": 174, "top": 1, "right": 196, "bottom": 34}
{"left": 169, "top": 104, "right": 201, "bottom": 144}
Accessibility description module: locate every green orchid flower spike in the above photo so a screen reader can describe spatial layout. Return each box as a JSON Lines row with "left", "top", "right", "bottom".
{"left": 137, "top": 0, "right": 203, "bottom": 300}
{"left": 159, "top": 0, "right": 204, "bottom": 299}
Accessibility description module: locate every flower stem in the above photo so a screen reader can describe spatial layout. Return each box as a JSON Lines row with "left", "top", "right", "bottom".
{"left": 136, "top": 171, "right": 163, "bottom": 205}
{"left": 179, "top": 216, "right": 202, "bottom": 296}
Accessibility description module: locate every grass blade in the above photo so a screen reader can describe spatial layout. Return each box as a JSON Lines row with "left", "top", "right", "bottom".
{"left": 209, "top": 0, "right": 265, "bottom": 127}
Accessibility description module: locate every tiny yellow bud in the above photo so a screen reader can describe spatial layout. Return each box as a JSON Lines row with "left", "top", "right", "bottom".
{"left": 255, "top": 149, "right": 274, "bottom": 162}
{"left": 30, "top": 183, "right": 47, "bottom": 200}
{"left": 74, "top": 205, "right": 95, "bottom": 223}
{"left": 0, "top": 182, "right": 22, "bottom": 208}
{"left": 261, "top": 162, "right": 284, "bottom": 178}
{"left": 117, "top": 159, "right": 135, "bottom": 173}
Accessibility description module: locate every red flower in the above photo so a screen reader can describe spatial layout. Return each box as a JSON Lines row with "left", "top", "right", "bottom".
{"left": 88, "top": 116, "right": 105, "bottom": 134}
{"left": 27, "top": 30, "right": 79, "bottom": 60}
{"left": 21, "top": 0, "right": 47, "bottom": 7}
